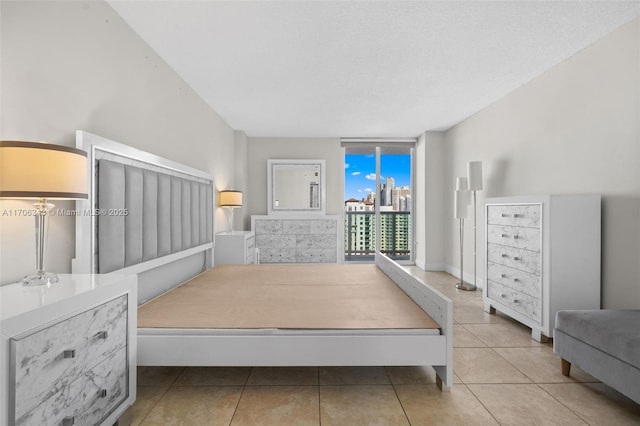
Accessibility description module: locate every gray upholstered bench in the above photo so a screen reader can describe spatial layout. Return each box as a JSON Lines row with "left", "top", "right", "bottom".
{"left": 554, "top": 310, "right": 640, "bottom": 404}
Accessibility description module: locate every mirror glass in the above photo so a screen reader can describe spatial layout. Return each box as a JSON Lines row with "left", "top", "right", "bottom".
{"left": 268, "top": 159, "right": 325, "bottom": 214}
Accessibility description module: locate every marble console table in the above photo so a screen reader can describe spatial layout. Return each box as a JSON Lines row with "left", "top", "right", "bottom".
{"left": 251, "top": 215, "right": 340, "bottom": 263}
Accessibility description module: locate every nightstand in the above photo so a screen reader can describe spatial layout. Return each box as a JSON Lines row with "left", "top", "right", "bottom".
{"left": 215, "top": 231, "right": 256, "bottom": 265}
{"left": 0, "top": 274, "right": 137, "bottom": 426}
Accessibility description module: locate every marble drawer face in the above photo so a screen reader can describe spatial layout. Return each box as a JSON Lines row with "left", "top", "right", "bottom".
{"left": 487, "top": 281, "right": 541, "bottom": 323}
{"left": 487, "top": 224, "right": 540, "bottom": 252}
{"left": 16, "top": 347, "right": 128, "bottom": 426}
{"left": 487, "top": 243, "right": 541, "bottom": 275}
{"left": 487, "top": 262, "right": 541, "bottom": 298}
{"left": 487, "top": 204, "right": 541, "bottom": 228}
{"left": 12, "top": 294, "right": 128, "bottom": 420}
{"left": 260, "top": 248, "right": 297, "bottom": 263}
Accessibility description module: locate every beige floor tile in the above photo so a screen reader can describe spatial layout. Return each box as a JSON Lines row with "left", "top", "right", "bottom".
{"left": 454, "top": 324, "right": 487, "bottom": 347}
{"left": 141, "top": 386, "right": 242, "bottom": 426}
{"left": 130, "top": 387, "right": 167, "bottom": 426}
{"left": 468, "top": 383, "right": 587, "bottom": 426}
{"left": 494, "top": 347, "right": 598, "bottom": 383}
{"left": 395, "top": 384, "right": 499, "bottom": 425}
{"left": 454, "top": 348, "right": 531, "bottom": 384}
{"left": 319, "top": 366, "right": 390, "bottom": 385}
{"left": 463, "top": 323, "right": 546, "bottom": 347}
{"left": 231, "top": 385, "right": 319, "bottom": 426}
{"left": 320, "top": 385, "right": 409, "bottom": 425}
{"left": 385, "top": 365, "right": 437, "bottom": 385}
{"left": 137, "top": 366, "right": 184, "bottom": 387}
{"left": 247, "top": 367, "right": 318, "bottom": 385}
{"left": 453, "top": 305, "right": 511, "bottom": 324}
{"left": 540, "top": 383, "right": 640, "bottom": 425}
{"left": 173, "top": 366, "right": 251, "bottom": 386}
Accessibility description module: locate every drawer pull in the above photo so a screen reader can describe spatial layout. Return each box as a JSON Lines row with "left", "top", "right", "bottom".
{"left": 501, "top": 234, "right": 508, "bottom": 238}
{"left": 62, "top": 416, "right": 75, "bottom": 426}
{"left": 99, "top": 388, "right": 108, "bottom": 398}
{"left": 514, "top": 256, "right": 521, "bottom": 261}
{"left": 513, "top": 299, "right": 520, "bottom": 303}
{"left": 513, "top": 278, "right": 520, "bottom": 282}
{"left": 501, "top": 213, "right": 510, "bottom": 217}
{"left": 95, "top": 330, "right": 109, "bottom": 339}
{"left": 501, "top": 254, "right": 508, "bottom": 258}
{"left": 501, "top": 274, "right": 507, "bottom": 278}
{"left": 63, "top": 349, "right": 76, "bottom": 359}
{"left": 501, "top": 294, "right": 507, "bottom": 298}
{"left": 513, "top": 235, "right": 519, "bottom": 240}
{"left": 513, "top": 214, "right": 522, "bottom": 218}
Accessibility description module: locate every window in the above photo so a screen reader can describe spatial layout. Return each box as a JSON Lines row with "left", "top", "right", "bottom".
{"left": 342, "top": 139, "right": 415, "bottom": 263}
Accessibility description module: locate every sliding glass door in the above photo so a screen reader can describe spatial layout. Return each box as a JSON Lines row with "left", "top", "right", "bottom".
{"left": 343, "top": 142, "right": 414, "bottom": 263}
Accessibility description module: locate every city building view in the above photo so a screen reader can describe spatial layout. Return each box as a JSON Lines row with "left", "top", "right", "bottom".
{"left": 344, "top": 157, "right": 412, "bottom": 261}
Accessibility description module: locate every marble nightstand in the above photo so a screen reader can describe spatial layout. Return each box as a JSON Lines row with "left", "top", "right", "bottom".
{"left": 0, "top": 274, "right": 137, "bottom": 426}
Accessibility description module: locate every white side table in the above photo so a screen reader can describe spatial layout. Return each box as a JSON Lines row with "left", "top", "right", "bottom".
{"left": 0, "top": 274, "right": 137, "bottom": 426}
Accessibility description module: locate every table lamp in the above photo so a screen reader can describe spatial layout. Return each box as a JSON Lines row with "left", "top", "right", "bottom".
{"left": 0, "top": 141, "right": 88, "bottom": 285}
{"left": 219, "top": 190, "right": 243, "bottom": 233}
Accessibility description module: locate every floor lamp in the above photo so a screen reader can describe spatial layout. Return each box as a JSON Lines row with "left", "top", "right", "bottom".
{"left": 0, "top": 141, "right": 88, "bottom": 286}
{"left": 454, "top": 179, "right": 469, "bottom": 289}
{"left": 461, "top": 161, "right": 483, "bottom": 292}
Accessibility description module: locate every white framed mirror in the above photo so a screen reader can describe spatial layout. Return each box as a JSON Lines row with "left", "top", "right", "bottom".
{"left": 268, "top": 159, "right": 326, "bottom": 214}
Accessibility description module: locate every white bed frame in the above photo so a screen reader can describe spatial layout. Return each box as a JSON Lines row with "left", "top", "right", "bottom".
{"left": 75, "top": 131, "right": 454, "bottom": 390}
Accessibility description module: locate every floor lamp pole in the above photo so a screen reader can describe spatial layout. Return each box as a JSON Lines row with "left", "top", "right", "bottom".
{"left": 472, "top": 189, "right": 478, "bottom": 291}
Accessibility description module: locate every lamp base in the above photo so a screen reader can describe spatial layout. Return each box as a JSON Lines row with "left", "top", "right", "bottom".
{"left": 456, "top": 281, "right": 477, "bottom": 291}
{"left": 22, "top": 272, "right": 58, "bottom": 286}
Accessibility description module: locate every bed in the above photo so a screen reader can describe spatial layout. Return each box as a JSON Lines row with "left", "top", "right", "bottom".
{"left": 73, "top": 131, "right": 453, "bottom": 390}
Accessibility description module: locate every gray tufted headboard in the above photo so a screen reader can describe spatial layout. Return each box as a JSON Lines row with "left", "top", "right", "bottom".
{"left": 73, "top": 131, "right": 215, "bottom": 304}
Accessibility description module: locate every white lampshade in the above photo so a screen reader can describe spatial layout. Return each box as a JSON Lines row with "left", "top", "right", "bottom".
{"left": 467, "top": 161, "right": 483, "bottom": 191}
{"left": 219, "top": 190, "right": 243, "bottom": 207}
{"left": 456, "top": 177, "right": 468, "bottom": 191}
{"left": 454, "top": 190, "right": 468, "bottom": 219}
{"left": 0, "top": 141, "right": 88, "bottom": 199}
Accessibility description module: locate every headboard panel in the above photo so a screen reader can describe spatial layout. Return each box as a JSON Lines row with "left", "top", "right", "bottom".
{"left": 73, "top": 131, "right": 214, "bottom": 303}
{"left": 97, "top": 160, "right": 213, "bottom": 273}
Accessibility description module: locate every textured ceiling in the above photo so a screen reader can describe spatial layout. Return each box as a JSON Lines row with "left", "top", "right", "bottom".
{"left": 107, "top": 1, "right": 640, "bottom": 138}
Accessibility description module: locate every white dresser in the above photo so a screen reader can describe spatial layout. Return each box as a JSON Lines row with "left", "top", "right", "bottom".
{"left": 0, "top": 274, "right": 137, "bottom": 426}
{"left": 484, "top": 195, "right": 601, "bottom": 342}
{"left": 215, "top": 231, "right": 256, "bottom": 265}
{"left": 251, "top": 215, "right": 339, "bottom": 263}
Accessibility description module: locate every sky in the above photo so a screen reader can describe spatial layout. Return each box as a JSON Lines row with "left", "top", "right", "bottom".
{"left": 344, "top": 153, "right": 411, "bottom": 201}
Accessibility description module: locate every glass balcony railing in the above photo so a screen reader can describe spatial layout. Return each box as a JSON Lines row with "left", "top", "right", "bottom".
{"left": 344, "top": 211, "right": 411, "bottom": 261}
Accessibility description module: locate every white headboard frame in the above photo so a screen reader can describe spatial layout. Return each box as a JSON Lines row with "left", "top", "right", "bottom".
{"left": 72, "top": 131, "right": 214, "bottom": 299}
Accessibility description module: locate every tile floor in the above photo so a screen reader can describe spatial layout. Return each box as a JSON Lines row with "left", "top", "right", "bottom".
{"left": 130, "top": 269, "right": 640, "bottom": 425}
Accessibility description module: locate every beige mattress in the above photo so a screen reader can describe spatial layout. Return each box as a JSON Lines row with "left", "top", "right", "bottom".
{"left": 138, "top": 264, "right": 439, "bottom": 330}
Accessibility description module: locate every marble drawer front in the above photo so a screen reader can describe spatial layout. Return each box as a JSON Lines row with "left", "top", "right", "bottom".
{"left": 246, "top": 235, "right": 255, "bottom": 264}
{"left": 486, "top": 262, "right": 541, "bottom": 298}
{"left": 254, "top": 218, "right": 338, "bottom": 263}
{"left": 12, "top": 294, "right": 128, "bottom": 423}
{"left": 487, "top": 224, "right": 541, "bottom": 252}
{"left": 487, "top": 243, "right": 540, "bottom": 275}
{"left": 16, "top": 347, "right": 128, "bottom": 426}
{"left": 487, "top": 204, "right": 541, "bottom": 228}
{"left": 487, "top": 281, "right": 541, "bottom": 323}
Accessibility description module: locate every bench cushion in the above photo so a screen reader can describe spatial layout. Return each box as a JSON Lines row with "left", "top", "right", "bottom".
{"left": 555, "top": 310, "right": 640, "bottom": 368}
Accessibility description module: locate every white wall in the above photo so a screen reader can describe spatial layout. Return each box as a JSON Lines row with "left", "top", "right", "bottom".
{"left": 0, "top": 1, "right": 236, "bottom": 284}
{"left": 443, "top": 18, "right": 640, "bottom": 308}
{"left": 244, "top": 137, "right": 342, "bottom": 229}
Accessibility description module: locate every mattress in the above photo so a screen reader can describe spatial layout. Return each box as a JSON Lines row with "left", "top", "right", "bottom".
{"left": 137, "top": 264, "right": 440, "bottom": 330}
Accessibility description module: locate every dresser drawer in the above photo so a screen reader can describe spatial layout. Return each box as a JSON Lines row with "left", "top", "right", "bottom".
{"left": 13, "top": 294, "right": 128, "bottom": 420}
{"left": 487, "top": 224, "right": 540, "bottom": 252}
{"left": 487, "top": 281, "right": 541, "bottom": 323}
{"left": 16, "top": 347, "right": 128, "bottom": 426}
{"left": 487, "top": 262, "right": 541, "bottom": 298}
{"left": 487, "top": 243, "right": 541, "bottom": 275}
{"left": 487, "top": 204, "right": 541, "bottom": 228}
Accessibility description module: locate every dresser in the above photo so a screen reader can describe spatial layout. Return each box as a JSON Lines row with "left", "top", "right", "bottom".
{"left": 251, "top": 215, "right": 339, "bottom": 263}
{"left": 215, "top": 231, "right": 256, "bottom": 265}
{"left": 0, "top": 274, "right": 137, "bottom": 426}
{"left": 484, "top": 195, "right": 601, "bottom": 342}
